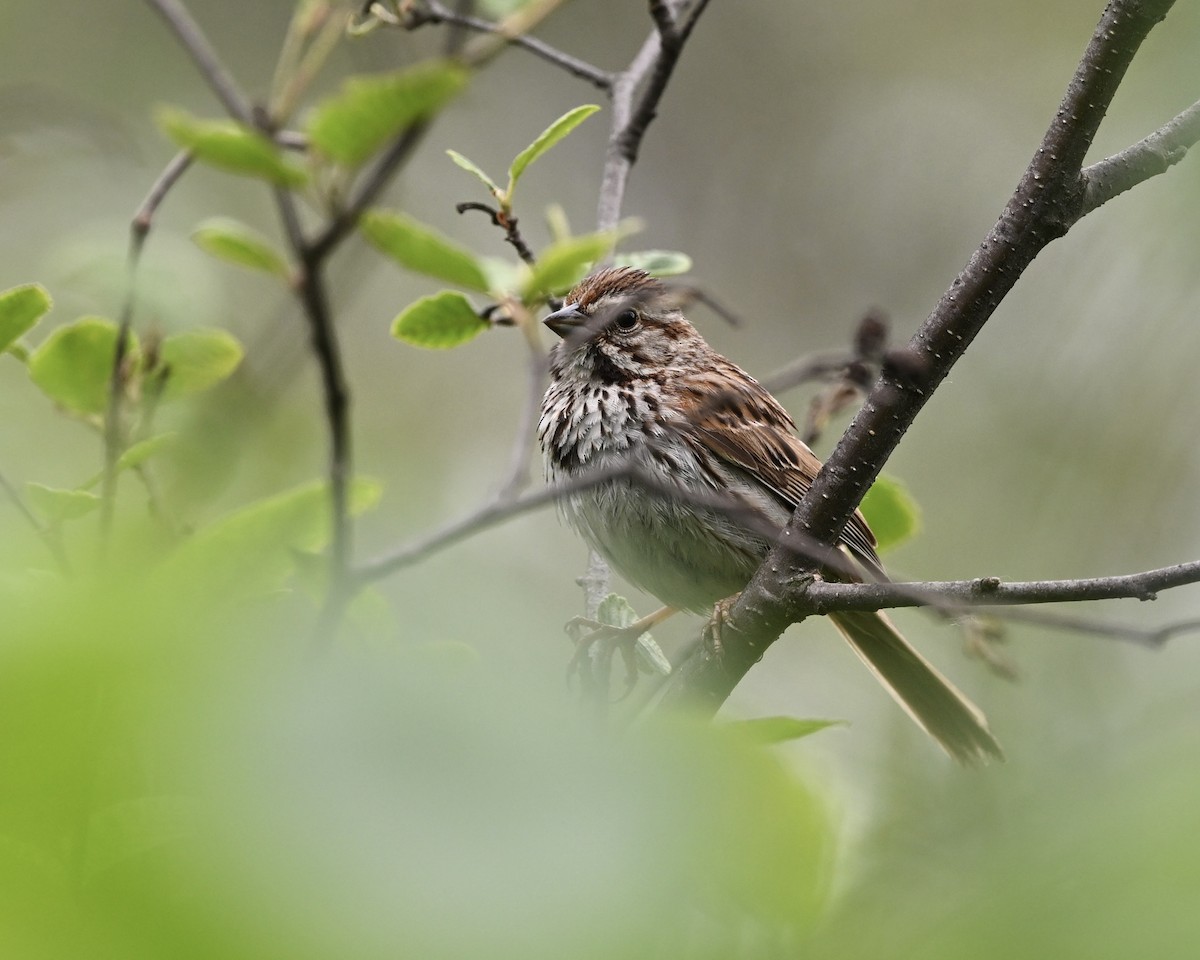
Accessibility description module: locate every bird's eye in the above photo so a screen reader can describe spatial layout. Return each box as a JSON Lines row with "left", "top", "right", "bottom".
{"left": 614, "top": 309, "right": 639, "bottom": 331}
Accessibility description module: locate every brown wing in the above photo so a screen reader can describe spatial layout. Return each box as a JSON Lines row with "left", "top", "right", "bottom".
{"left": 679, "top": 358, "right": 884, "bottom": 578}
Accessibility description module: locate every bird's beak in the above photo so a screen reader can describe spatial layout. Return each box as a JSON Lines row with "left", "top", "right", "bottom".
{"left": 543, "top": 303, "right": 586, "bottom": 339}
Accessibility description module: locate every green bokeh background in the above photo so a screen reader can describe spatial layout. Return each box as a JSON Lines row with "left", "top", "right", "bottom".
{"left": 1, "top": 1, "right": 1199, "bottom": 956}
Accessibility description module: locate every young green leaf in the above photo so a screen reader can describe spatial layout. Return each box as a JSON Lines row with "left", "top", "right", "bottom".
{"left": 157, "top": 107, "right": 307, "bottom": 187}
{"left": 521, "top": 231, "right": 616, "bottom": 302}
{"left": 727, "top": 717, "right": 847, "bottom": 746}
{"left": 26, "top": 483, "right": 102, "bottom": 522}
{"left": 860, "top": 473, "right": 922, "bottom": 552}
{"left": 192, "top": 218, "right": 290, "bottom": 278}
{"left": 28, "top": 317, "right": 132, "bottom": 414}
{"left": 445, "top": 149, "right": 501, "bottom": 198}
{"left": 307, "top": 61, "right": 467, "bottom": 167}
{"left": 391, "top": 291, "right": 488, "bottom": 349}
{"left": 506, "top": 104, "right": 600, "bottom": 200}
{"left": 360, "top": 210, "right": 490, "bottom": 292}
{"left": 614, "top": 250, "right": 693, "bottom": 277}
{"left": 0, "top": 283, "right": 52, "bottom": 354}
{"left": 157, "top": 330, "right": 244, "bottom": 399}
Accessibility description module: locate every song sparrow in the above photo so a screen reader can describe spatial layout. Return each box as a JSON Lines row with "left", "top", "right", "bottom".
{"left": 538, "top": 266, "right": 1001, "bottom": 764}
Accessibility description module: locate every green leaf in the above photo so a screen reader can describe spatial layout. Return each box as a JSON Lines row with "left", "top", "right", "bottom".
{"left": 614, "top": 249, "right": 693, "bottom": 277}
{"left": 522, "top": 231, "right": 616, "bottom": 302}
{"left": 506, "top": 104, "right": 600, "bottom": 199}
{"left": 0, "top": 283, "right": 52, "bottom": 353}
{"left": 117, "top": 433, "right": 177, "bottom": 472}
{"left": 307, "top": 61, "right": 467, "bottom": 167}
{"left": 391, "top": 291, "right": 488, "bottom": 349}
{"left": 161, "top": 478, "right": 382, "bottom": 600}
{"left": 727, "top": 717, "right": 847, "bottom": 746}
{"left": 157, "top": 106, "right": 307, "bottom": 187}
{"left": 158, "top": 330, "right": 244, "bottom": 399}
{"left": 26, "top": 483, "right": 101, "bottom": 522}
{"left": 446, "top": 149, "right": 501, "bottom": 197}
{"left": 360, "top": 210, "right": 490, "bottom": 292}
{"left": 28, "top": 317, "right": 132, "bottom": 414}
{"left": 860, "top": 473, "right": 922, "bottom": 552}
{"left": 192, "top": 218, "right": 289, "bottom": 278}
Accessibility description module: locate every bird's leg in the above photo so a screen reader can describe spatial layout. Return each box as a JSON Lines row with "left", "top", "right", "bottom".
{"left": 701, "top": 594, "right": 741, "bottom": 661}
{"left": 565, "top": 605, "right": 677, "bottom": 696}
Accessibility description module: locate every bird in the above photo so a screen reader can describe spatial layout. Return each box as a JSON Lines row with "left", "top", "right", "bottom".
{"left": 537, "top": 266, "right": 1001, "bottom": 764}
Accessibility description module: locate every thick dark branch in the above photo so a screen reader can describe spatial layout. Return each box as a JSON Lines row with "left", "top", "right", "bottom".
{"left": 142, "top": 0, "right": 256, "bottom": 125}
{"left": 805, "top": 561, "right": 1200, "bottom": 612}
{"left": 659, "top": 0, "right": 1184, "bottom": 712}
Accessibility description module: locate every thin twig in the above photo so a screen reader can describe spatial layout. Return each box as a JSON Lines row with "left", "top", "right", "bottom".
{"left": 0, "top": 470, "right": 71, "bottom": 574}
{"left": 142, "top": 0, "right": 256, "bottom": 125}
{"left": 275, "top": 188, "right": 354, "bottom": 643}
{"left": 985, "top": 607, "right": 1200, "bottom": 650}
{"left": 803, "top": 562, "right": 1200, "bottom": 613}
{"left": 99, "top": 150, "right": 195, "bottom": 545}
{"left": 402, "top": 0, "right": 613, "bottom": 89}
{"left": 456, "top": 201, "right": 538, "bottom": 266}
{"left": 1082, "top": 96, "right": 1200, "bottom": 214}
{"left": 496, "top": 319, "right": 549, "bottom": 501}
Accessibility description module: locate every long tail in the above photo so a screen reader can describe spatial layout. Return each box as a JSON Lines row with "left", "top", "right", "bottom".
{"left": 830, "top": 610, "right": 1003, "bottom": 765}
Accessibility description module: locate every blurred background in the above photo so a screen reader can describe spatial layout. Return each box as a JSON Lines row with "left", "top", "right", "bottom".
{"left": 1, "top": 1, "right": 1199, "bottom": 957}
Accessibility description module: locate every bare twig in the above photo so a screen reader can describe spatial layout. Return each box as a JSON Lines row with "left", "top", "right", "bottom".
{"left": 398, "top": 0, "right": 613, "bottom": 89}
{"left": 985, "top": 607, "right": 1200, "bottom": 650}
{"left": 456, "top": 202, "right": 538, "bottom": 266}
{"left": 803, "top": 562, "right": 1200, "bottom": 613}
{"left": 99, "top": 150, "right": 195, "bottom": 545}
{"left": 142, "top": 0, "right": 256, "bottom": 125}
{"left": 496, "top": 318, "right": 549, "bottom": 501}
{"left": 1082, "top": 96, "right": 1200, "bottom": 214}
{"left": 658, "top": 0, "right": 1193, "bottom": 712}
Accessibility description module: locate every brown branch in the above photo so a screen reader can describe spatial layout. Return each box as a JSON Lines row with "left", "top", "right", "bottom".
{"left": 656, "top": 0, "right": 1191, "bottom": 712}
{"left": 142, "top": 0, "right": 256, "bottom": 125}
{"left": 803, "top": 561, "right": 1200, "bottom": 612}
{"left": 397, "top": 0, "right": 613, "bottom": 89}
{"left": 456, "top": 201, "right": 538, "bottom": 266}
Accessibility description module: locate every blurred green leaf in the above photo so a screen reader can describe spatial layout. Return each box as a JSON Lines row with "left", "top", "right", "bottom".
{"left": 0, "top": 282, "right": 52, "bottom": 353}
{"left": 860, "top": 473, "right": 922, "bottom": 552}
{"left": 25, "top": 483, "right": 101, "bottom": 522}
{"left": 506, "top": 104, "right": 599, "bottom": 199}
{"left": 117, "top": 433, "right": 177, "bottom": 473}
{"left": 446, "top": 148, "right": 501, "bottom": 197}
{"left": 522, "top": 231, "right": 616, "bottom": 302}
{"left": 192, "top": 217, "right": 290, "bottom": 278}
{"left": 614, "top": 249, "right": 693, "bottom": 277}
{"left": 157, "top": 106, "right": 307, "bottom": 187}
{"left": 391, "top": 291, "right": 488, "bottom": 349}
{"left": 727, "top": 716, "right": 847, "bottom": 745}
{"left": 28, "top": 316, "right": 132, "bottom": 414}
{"left": 161, "top": 477, "right": 381, "bottom": 601}
{"left": 307, "top": 61, "right": 467, "bottom": 167}
{"left": 83, "top": 796, "right": 197, "bottom": 884}
{"left": 158, "top": 329, "right": 244, "bottom": 399}
{"left": 361, "top": 210, "right": 490, "bottom": 292}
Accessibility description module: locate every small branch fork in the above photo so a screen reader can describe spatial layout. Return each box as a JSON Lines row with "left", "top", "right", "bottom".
{"left": 655, "top": 0, "right": 1200, "bottom": 712}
